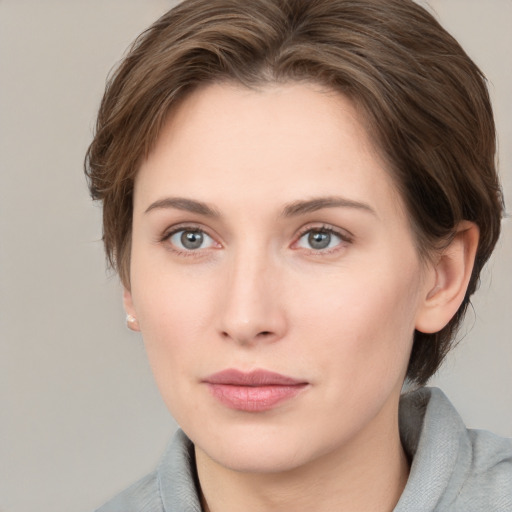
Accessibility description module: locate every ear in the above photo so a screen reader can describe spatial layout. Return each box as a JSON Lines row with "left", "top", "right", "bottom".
{"left": 415, "top": 221, "right": 479, "bottom": 334}
{"left": 123, "top": 287, "right": 140, "bottom": 332}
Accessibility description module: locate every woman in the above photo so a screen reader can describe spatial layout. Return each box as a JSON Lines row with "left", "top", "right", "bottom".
{"left": 85, "top": 0, "right": 512, "bottom": 510}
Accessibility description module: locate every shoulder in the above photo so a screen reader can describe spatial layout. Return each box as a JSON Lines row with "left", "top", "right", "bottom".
{"left": 94, "top": 429, "right": 203, "bottom": 512}
{"left": 397, "top": 387, "right": 512, "bottom": 511}
{"left": 456, "top": 428, "right": 512, "bottom": 511}
{"left": 95, "top": 471, "right": 162, "bottom": 512}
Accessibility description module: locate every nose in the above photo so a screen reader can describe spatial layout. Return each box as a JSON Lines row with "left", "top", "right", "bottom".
{"left": 217, "top": 249, "right": 287, "bottom": 346}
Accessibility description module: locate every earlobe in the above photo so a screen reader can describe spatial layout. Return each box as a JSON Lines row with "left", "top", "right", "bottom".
{"left": 123, "top": 287, "right": 141, "bottom": 332}
{"left": 415, "top": 221, "right": 479, "bottom": 334}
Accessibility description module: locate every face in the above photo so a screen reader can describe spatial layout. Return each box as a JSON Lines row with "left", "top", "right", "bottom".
{"left": 126, "top": 82, "right": 433, "bottom": 474}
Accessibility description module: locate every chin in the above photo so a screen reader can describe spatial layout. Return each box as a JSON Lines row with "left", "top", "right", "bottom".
{"left": 191, "top": 420, "right": 332, "bottom": 475}
{"left": 202, "top": 440, "right": 308, "bottom": 474}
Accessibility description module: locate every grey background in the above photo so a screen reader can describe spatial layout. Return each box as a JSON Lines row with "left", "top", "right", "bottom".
{"left": 0, "top": 1, "right": 510, "bottom": 511}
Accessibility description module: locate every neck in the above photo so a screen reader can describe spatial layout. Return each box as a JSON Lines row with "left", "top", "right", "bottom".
{"left": 196, "top": 397, "right": 409, "bottom": 512}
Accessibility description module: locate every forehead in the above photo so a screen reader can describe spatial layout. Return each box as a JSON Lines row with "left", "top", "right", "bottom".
{"left": 135, "top": 82, "right": 405, "bottom": 220}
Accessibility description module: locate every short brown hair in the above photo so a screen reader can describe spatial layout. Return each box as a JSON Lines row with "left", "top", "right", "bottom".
{"left": 85, "top": 0, "right": 503, "bottom": 385}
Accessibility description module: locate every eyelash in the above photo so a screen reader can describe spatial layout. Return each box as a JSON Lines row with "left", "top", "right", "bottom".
{"left": 294, "top": 224, "right": 353, "bottom": 254}
{"left": 160, "top": 224, "right": 220, "bottom": 257}
{"left": 159, "top": 223, "right": 353, "bottom": 257}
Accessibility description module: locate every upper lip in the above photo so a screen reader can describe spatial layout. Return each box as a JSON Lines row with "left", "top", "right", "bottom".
{"left": 203, "top": 369, "right": 306, "bottom": 386}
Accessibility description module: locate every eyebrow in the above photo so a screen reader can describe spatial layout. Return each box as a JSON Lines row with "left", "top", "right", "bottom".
{"left": 144, "top": 195, "right": 376, "bottom": 218}
{"left": 145, "top": 197, "right": 220, "bottom": 217}
{"left": 282, "top": 196, "right": 376, "bottom": 217}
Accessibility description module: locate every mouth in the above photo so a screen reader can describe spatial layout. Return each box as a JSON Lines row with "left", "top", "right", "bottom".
{"left": 202, "top": 369, "right": 308, "bottom": 412}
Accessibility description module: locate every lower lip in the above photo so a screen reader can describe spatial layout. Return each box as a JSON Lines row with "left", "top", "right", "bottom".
{"left": 206, "top": 383, "right": 307, "bottom": 412}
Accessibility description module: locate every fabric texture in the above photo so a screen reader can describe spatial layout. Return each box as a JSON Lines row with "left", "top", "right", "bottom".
{"left": 95, "top": 387, "right": 512, "bottom": 511}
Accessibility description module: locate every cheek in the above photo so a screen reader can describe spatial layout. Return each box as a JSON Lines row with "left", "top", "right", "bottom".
{"left": 131, "top": 239, "right": 214, "bottom": 326}
{"left": 294, "top": 260, "right": 423, "bottom": 380}
{"left": 131, "top": 272, "right": 217, "bottom": 421}
{"left": 129, "top": 258, "right": 218, "bottom": 380}
{"left": 136, "top": 278, "right": 213, "bottom": 345}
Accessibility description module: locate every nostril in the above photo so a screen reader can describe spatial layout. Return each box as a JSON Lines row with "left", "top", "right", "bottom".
{"left": 219, "top": 326, "right": 281, "bottom": 345}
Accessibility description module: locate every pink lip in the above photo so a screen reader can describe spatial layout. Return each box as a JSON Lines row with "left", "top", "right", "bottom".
{"left": 203, "top": 369, "right": 308, "bottom": 412}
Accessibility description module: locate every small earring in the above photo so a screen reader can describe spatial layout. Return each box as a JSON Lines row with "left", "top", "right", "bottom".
{"left": 126, "top": 314, "right": 139, "bottom": 331}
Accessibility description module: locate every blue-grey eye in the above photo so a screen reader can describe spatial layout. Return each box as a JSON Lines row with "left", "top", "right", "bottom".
{"left": 169, "top": 229, "right": 215, "bottom": 250}
{"left": 297, "top": 229, "right": 343, "bottom": 250}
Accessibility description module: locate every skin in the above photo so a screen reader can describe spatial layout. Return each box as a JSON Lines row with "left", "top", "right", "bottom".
{"left": 124, "top": 82, "right": 478, "bottom": 512}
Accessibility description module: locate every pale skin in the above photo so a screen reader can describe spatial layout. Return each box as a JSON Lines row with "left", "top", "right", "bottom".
{"left": 124, "top": 82, "right": 479, "bottom": 512}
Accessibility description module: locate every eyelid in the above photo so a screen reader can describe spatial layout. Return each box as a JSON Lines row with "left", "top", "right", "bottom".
{"left": 159, "top": 223, "right": 222, "bottom": 254}
{"left": 158, "top": 222, "right": 352, "bottom": 255}
{"left": 161, "top": 221, "right": 212, "bottom": 239}
{"left": 292, "top": 223, "right": 354, "bottom": 252}
{"left": 296, "top": 223, "right": 353, "bottom": 241}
